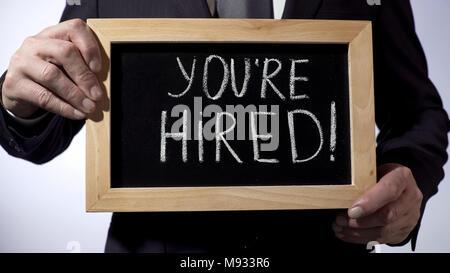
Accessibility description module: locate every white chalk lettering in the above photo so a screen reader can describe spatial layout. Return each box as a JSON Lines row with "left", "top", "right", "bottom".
{"left": 261, "top": 58, "right": 286, "bottom": 100}
{"left": 203, "top": 55, "right": 229, "bottom": 100}
{"left": 288, "top": 109, "right": 323, "bottom": 163}
{"left": 330, "top": 101, "right": 336, "bottom": 161}
{"left": 289, "top": 59, "right": 309, "bottom": 100}
{"left": 160, "top": 110, "right": 188, "bottom": 162}
{"left": 215, "top": 112, "right": 242, "bottom": 163}
{"left": 250, "top": 111, "right": 279, "bottom": 163}
{"left": 168, "top": 57, "right": 196, "bottom": 98}
{"left": 157, "top": 55, "right": 337, "bottom": 165}
{"left": 230, "top": 58, "right": 251, "bottom": 97}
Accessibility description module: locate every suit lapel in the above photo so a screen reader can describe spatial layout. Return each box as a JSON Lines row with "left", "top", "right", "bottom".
{"left": 179, "top": 0, "right": 213, "bottom": 18}
{"left": 98, "top": 0, "right": 212, "bottom": 18}
{"left": 282, "top": 0, "right": 323, "bottom": 19}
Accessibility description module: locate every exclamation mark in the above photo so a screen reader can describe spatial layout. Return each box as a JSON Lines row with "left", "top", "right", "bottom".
{"left": 330, "top": 101, "right": 336, "bottom": 161}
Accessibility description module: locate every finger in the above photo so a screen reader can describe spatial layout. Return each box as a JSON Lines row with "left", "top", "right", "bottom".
{"left": 13, "top": 78, "right": 86, "bottom": 120}
{"left": 335, "top": 234, "right": 372, "bottom": 245}
{"left": 332, "top": 223, "right": 383, "bottom": 244}
{"left": 348, "top": 167, "right": 409, "bottom": 219}
{"left": 27, "top": 37, "right": 103, "bottom": 101}
{"left": 335, "top": 213, "right": 419, "bottom": 245}
{"left": 37, "top": 19, "right": 102, "bottom": 73}
{"left": 369, "top": 184, "right": 420, "bottom": 225}
{"left": 382, "top": 212, "right": 421, "bottom": 244}
{"left": 18, "top": 57, "right": 96, "bottom": 114}
{"left": 336, "top": 188, "right": 414, "bottom": 229}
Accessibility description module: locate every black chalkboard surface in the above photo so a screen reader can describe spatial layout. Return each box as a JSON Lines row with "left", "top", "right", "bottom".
{"left": 110, "top": 42, "right": 351, "bottom": 188}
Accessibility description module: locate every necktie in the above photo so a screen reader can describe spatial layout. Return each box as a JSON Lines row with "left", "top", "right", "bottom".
{"left": 214, "top": 0, "right": 274, "bottom": 19}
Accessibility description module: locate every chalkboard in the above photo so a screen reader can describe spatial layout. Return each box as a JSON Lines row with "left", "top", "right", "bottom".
{"left": 86, "top": 19, "right": 376, "bottom": 212}
{"left": 110, "top": 43, "right": 351, "bottom": 188}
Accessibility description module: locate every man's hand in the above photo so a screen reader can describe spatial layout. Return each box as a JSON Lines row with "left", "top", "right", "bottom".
{"left": 332, "top": 163, "right": 423, "bottom": 244}
{"left": 1, "top": 19, "right": 103, "bottom": 120}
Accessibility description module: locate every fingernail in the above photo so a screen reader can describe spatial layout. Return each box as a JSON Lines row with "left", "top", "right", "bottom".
{"left": 91, "top": 86, "right": 103, "bottom": 100}
{"left": 74, "top": 109, "right": 86, "bottom": 119}
{"left": 82, "top": 98, "right": 95, "bottom": 112}
{"left": 336, "top": 216, "right": 347, "bottom": 226}
{"left": 89, "top": 60, "right": 100, "bottom": 72}
{"left": 349, "top": 206, "right": 364, "bottom": 219}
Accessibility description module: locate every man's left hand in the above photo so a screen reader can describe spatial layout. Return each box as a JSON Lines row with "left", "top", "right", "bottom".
{"left": 332, "top": 163, "right": 423, "bottom": 244}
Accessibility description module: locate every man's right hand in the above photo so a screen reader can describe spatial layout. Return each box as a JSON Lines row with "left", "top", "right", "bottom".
{"left": 1, "top": 19, "right": 103, "bottom": 120}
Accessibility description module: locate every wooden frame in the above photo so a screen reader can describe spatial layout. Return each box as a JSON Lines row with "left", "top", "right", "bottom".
{"left": 86, "top": 19, "right": 376, "bottom": 212}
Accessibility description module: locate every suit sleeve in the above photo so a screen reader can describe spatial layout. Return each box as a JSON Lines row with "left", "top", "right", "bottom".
{"left": 373, "top": 0, "right": 449, "bottom": 249}
{"left": 0, "top": 1, "right": 98, "bottom": 164}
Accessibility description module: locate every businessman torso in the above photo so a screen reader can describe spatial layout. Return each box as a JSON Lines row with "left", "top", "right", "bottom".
{"left": 65, "top": 0, "right": 379, "bottom": 21}
{"left": 63, "top": 0, "right": 377, "bottom": 253}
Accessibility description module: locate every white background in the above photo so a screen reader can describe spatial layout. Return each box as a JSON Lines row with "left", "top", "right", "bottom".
{"left": 0, "top": 0, "right": 449, "bottom": 253}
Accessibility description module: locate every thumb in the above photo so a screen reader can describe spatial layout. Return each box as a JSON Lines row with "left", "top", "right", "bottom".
{"left": 348, "top": 168, "right": 406, "bottom": 219}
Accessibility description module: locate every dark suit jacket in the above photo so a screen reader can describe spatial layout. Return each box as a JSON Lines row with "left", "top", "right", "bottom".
{"left": 0, "top": 0, "right": 448, "bottom": 253}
